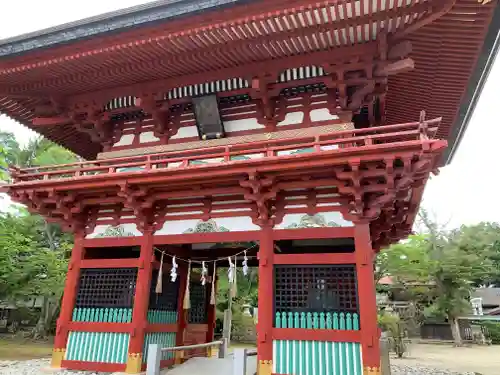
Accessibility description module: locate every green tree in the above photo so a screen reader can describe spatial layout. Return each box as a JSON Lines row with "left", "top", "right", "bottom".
{"left": 0, "top": 144, "right": 7, "bottom": 180}
{"left": 0, "top": 131, "right": 19, "bottom": 167}
{"left": 449, "top": 222, "right": 500, "bottom": 286}
{"left": 0, "top": 131, "right": 77, "bottom": 174}
{"left": 0, "top": 132, "right": 77, "bottom": 337}
{"left": 0, "top": 209, "right": 71, "bottom": 338}
{"left": 378, "top": 213, "right": 499, "bottom": 346}
{"left": 216, "top": 267, "right": 258, "bottom": 316}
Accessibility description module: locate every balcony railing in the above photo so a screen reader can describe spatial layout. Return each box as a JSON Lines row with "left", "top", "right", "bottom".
{"left": 8, "top": 118, "right": 440, "bottom": 184}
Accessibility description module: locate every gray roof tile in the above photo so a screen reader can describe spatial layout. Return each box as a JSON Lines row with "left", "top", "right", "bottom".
{"left": 0, "top": 0, "right": 245, "bottom": 57}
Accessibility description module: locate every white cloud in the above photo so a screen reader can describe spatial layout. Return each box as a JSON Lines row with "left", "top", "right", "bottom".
{"left": 422, "top": 53, "right": 500, "bottom": 227}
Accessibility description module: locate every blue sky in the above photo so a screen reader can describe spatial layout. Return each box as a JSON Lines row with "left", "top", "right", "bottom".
{"left": 1, "top": 1, "right": 499, "bottom": 227}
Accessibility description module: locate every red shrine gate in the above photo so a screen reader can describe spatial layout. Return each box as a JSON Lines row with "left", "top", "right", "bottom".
{"left": 0, "top": 0, "right": 497, "bottom": 374}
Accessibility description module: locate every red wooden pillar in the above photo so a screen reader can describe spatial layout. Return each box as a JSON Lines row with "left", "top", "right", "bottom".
{"left": 126, "top": 229, "right": 154, "bottom": 373}
{"left": 257, "top": 225, "right": 274, "bottom": 375}
{"left": 354, "top": 224, "right": 380, "bottom": 375}
{"left": 51, "top": 232, "right": 85, "bottom": 368}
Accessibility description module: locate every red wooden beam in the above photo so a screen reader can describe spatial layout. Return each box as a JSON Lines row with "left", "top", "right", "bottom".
{"left": 0, "top": 0, "right": 345, "bottom": 71}
{"left": 32, "top": 116, "right": 71, "bottom": 127}
{"left": 80, "top": 259, "right": 139, "bottom": 269}
{"left": 83, "top": 237, "right": 143, "bottom": 248}
{"left": 390, "top": 0, "right": 457, "bottom": 41}
{"left": 375, "top": 58, "right": 415, "bottom": 76}
{"left": 355, "top": 224, "right": 380, "bottom": 368}
{"left": 13, "top": 117, "right": 440, "bottom": 175}
{"left": 146, "top": 324, "right": 177, "bottom": 333}
{"left": 272, "top": 328, "right": 361, "bottom": 343}
{"left": 257, "top": 225, "right": 274, "bottom": 362}
{"left": 67, "top": 42, "right": 379, "bottom": 106}
{"left": 54, "top": 235, "right": 84, "bottom": 353}
{"left": 67, "top": 322, "right": 132, "bottom": 333}
{"left": 129, "top": 230, "right": 155, "bottom": 360}
{"left": 273, "top": 227, "right": 354, "bottom": 240}
{"left": 153, "top": 231, "right": 259, "bottom": 245}
{"left": 9, "top": 139, "right": 445, "bottom": 192}
{"left": 274, "top": 253, "right": 355, "bottom": 265}
{"left": 152, "top": 227, "right": 356, "bottom": 246}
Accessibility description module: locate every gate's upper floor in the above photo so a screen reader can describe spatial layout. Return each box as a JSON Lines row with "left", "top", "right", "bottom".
{"left": 0, "top": 0, "right": 497, "bottom": 163}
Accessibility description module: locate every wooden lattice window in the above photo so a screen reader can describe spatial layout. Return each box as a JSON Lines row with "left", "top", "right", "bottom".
{"left": 274, "top": 265, "right": 358, "bottom": 316}
{"left": 75, "top": 268, "right": 137, "bottom": 308}
{"left": 188, "top": 283, "right": 208, "bottom": 324}
{"left": 149, "top": 269, "right": 180, "bottom": 311}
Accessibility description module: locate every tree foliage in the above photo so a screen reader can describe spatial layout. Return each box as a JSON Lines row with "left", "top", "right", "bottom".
{"left": 0, "top": 209, "right": 71, "bottom": 302}
{"left": 377, "top": 211, "right": 500, "bottom": 345}
{"left": 216, "top": 267, "right": 258, "bottom": 317}
{"left": 0, "top": 131, "right": 77, "bottom": 181}
{"left": 0, "top": 144, "right": 7, "bottom": 180}
{"left": 0, "top": 132, "right": 77, "bottom": 337}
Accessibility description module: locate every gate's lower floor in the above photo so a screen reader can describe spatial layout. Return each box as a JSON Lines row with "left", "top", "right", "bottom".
{"left": 51, "top": 225, "right": 380, "bottom": 375}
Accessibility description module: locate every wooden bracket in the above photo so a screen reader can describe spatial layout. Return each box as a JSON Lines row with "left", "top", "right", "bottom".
{"left": 250, "top": 75, "right": 282, "bottom": 130}
{"left": 239, "top": 172, "right": 279, "bottom": 227}
{"left": 137, "top": 93, "right": 172, "bottom": 139}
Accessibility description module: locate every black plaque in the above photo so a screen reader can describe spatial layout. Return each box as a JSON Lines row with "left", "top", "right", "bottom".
{"left": 192, "top": 94, "right": 225, "bottom": 140}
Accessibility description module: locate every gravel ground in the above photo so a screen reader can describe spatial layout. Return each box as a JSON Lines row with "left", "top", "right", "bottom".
{"left": 0, "top": 359, "right": 107, "bottom": 375}
{"left": 0, "top": 359, "right": 482, "bottom": 375}
{"left": 391, "top": 364, "right": 478, "bottom": 375}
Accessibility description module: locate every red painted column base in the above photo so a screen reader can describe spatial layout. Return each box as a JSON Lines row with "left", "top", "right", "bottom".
{"left": 257, "top": 225, "right": 274, "bottom": 375}
{"left": 52, "top": 234, "right": 85, "bottom": 368}
{"left": 355, "top": 224, "right": 380, "bottom": 372}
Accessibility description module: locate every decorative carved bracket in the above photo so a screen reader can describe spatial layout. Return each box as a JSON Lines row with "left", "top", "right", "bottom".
{"left": 335, "top": 144, "right": 439, "bottom": 226}
{"left": 239, "top": 172, "right": 279, "bottom": 227}
{"left": 9, "top": 189, "right": 88, "bottom": 233}
{"left": 136, "top": 93, "right": 172, "bottom": 139}
{"left": 118, "top": 183, "right": 154, "bottom": 232}
{"left": 250, "top": 75, "right": 285, "bottom": 131}
{"left": 65, "top": 100, "right": 115, "bottom": 147}
{"left": 316, "top": 38, "right": 414, "bottom": 123}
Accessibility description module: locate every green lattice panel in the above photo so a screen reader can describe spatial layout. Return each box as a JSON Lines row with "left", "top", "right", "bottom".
{"left": 147, "top": 310, "right": 178, "bottom": 324}
{"left": 65, "top": 332, "right": 130, "bottom": 363}
{"left": 72, "top": 307, "right": 133, "bottom": 323}
{"left": 275, "top": 312, "right": 360, "bottom": 330}
{"left": 142, "top": 333, "right": 177, "bottom": 363}
{"left": 273, "top": 340, "right": 362, "bottom": 375}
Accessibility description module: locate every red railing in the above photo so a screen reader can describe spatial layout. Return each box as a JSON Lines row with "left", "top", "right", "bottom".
{"left": 9, "top": 118, "right": 440, "bottom": 183}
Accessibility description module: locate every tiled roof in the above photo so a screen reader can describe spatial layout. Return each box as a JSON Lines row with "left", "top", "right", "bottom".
{"left": 0, "top": 0, "right": 244, "bottom": 57}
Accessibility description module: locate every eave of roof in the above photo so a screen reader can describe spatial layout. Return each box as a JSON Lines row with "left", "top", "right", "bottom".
{"left": 0, "top": 0, "right": 496, "bottom": 163}
{"left": 442, "top": 3, "right": 500, "bottom": 165}
{"left": 0, "top": 0, "right": 247, "bottom": 58}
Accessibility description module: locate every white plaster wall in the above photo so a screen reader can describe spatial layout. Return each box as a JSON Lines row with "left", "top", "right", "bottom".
{"left": 277, "top": 148, "right": 314, "bottom": 156}
{"left": 320, "top": 144, "right": 339, "bottom": 151}
{"left": 155, "top": 216, "right": 260, "bottom": 235}
{"left": 275, "top": 211, "right": 353, "bottom": 229}
{"left": 86, "top": 223, "right": 142, "bottom": 238}
{"left": 310, "top": 108, "right": 339, "bottom": 122}
{"left": 171, "top": 126, "right": 199, "bottom": 139}
{"left": 223, "top": 118, "right": 265, "bottom": 132}
{"left": 231, "top": 153, "right": 265, "bottom": 160}
{"left": 139, "top": 131, "right": 160, "bottom": 143}
{"left": 113, "top": 134, "right": 135, "bottom": 147}
{"left": 277, "top": 111, "right": 304, "bottom": 127}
